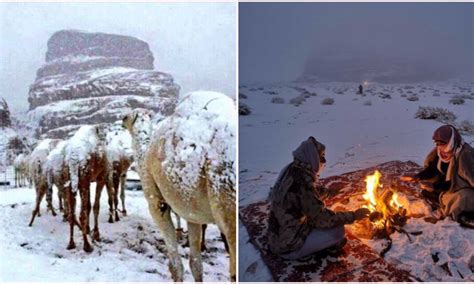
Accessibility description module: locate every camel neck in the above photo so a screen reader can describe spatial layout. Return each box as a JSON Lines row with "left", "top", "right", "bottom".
{"left": 131, "top": 127, "right": 152, "bottom": 170}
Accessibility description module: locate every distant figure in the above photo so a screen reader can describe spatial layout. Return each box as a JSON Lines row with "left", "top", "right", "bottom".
{"left": 358, "top": 84, "right": 363, "bottom": 94}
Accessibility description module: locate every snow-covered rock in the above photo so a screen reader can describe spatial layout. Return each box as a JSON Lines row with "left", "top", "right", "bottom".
{"left": 27, "top": 30, "right": 180, "bottom": 139}
{"left": 0, "top": 98, "right": 12, "bottom": 128}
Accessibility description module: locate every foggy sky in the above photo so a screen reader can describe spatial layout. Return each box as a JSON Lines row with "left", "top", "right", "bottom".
{"left": 240, "top": 3, "right": 473, "bottom": 85}
{"left": 0, "top": 3, "right": 236, "bottom": 112}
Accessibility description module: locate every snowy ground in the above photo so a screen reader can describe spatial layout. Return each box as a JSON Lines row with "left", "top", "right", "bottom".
{"left": 0, "top": 175, "right": 229, "bottom": 282}
{"left": 239, "top": 80, "right": 474, "bottom": 281}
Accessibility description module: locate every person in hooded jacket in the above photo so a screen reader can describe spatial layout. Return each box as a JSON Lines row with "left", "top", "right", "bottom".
{"left": 266, "top": 137, "right": 370, "bottom": 260}
{"left": 401, "top": 125, "right": 474, "bottom": 227}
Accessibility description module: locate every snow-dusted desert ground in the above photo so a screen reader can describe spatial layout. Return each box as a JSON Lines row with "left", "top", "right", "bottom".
{"left": 0, "top": 175, "right": 229, "bottom": 282}
{"left": 239, "top": 80, "right": 474, "bottom": 281}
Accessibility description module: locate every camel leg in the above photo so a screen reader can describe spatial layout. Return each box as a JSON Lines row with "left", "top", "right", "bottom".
{"left": 92, "top": 178, "right": 105, "bottom": 242}
{"left": 61, "top": 185, "right": 69, "bottom": 222}
{"left": 142, "top": 173, "right": 183, "bottom": 281}
{"left": 46, "top": 184, "right": 56, "bottom": 217}
{"left": 113, "top": 173, "right": 120, "bottom": 222}
{"left": 120, "top": 173, "right": 127, "bottom": 216}
{"left": 188, "top": 222, "right": 203, "bottom": 282}
{"left": 58, "top": 184, "right": 64, "bottom": 212}
{"left": 66, "top": 189, "right": 77, "bottom": 250}
{"left": 208, "top": 192, "right": 236, "bottom": 281}
{"left": 201, "top": 224, "right": 207, "bottom": 252}
{"left": 79, "top": 183, "right": 93, "bottom": 253}
{"left": 105, "top": 175, "right": 115, "bottom": 223}
{"left": 28, "top": 186, "right": 46, "bottom": 226}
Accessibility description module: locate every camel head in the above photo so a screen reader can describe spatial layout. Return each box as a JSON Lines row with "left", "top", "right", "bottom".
{"left": 122, "top": 109, "right": 154, "bottom": 136}
{"left": 94, "top": 123, "right": 108, "bottom": 146}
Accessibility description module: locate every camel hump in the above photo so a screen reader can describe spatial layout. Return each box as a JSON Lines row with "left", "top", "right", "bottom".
{"left": 155, "top": 91, "right": 236, "bottom": 194}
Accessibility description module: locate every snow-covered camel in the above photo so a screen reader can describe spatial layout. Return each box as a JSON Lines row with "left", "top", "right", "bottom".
{"left": 106, "top": 121, "right": 134, "bottom": 218}
{"left": 44, "top": 140, "right": 69, "bottom": 221}
{"left": 123, "top": 91, "right": 236, "bottom": 281}
{"left": 28, "top": 139, "right": 61, "bottom": 226}
{"left": 65, "top": 124, "right": 110, "bottom": 252}
{"left": 13, "top": 153, "right": 29, "bottom": 187}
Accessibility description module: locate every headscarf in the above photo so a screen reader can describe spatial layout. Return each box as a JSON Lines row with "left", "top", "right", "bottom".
{"left": 432, "top": 125, "right": 464, "bottom": 180}
{"left": 269, "top": 137, "right": 326, "bottom": 201}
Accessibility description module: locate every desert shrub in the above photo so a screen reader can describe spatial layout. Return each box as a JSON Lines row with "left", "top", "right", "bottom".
{"left": 289, "top": 95, "right": 305, "bottom": 107}
{"left": 449, "top": 97, "right": 465, "bottom": 105}
{"left": 379, "top": 93, "right": 392, "bottom": 99}
{"left": 407, "top": 95, "right": 419, "bottom": 101}
{"left": 302, "top": 91, "right": 317, "bottom": 98}
{"left": 239, "top": 103, "right": 251, "bottom": 115}
{"left": 271, "top": 97, "right": 285, "bottom": 104}
{"left": 404, "top": 86, "right": 415, "bottom": 89}
{"left": 321, "top": 98, "right": 335, "bottom": 105}
{"left": 363, "top": 100, "right": 372, "bottom": 106}
{"left": 415, "top": 106, "right": 456, "bottom": 123}
{"left": 456, "top": 120, "right": 474, "bottom": 135}
{"left": 433, "top": 93, "right": 440, "bottom": 97}
{"left": 239, "top": 92, "right": 248, "bottom": 99}
{"left": 264, "top": 90, "right": 277, "bottom": 95}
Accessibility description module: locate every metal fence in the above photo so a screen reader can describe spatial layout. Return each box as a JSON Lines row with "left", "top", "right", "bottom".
{"left": 0, "top": 165, "right": 18, "bottom": 189}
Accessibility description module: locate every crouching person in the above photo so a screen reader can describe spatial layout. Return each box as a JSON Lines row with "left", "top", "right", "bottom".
{"left": 401, "top": 125, "right": 474, "bottom": 227}
{"left": 267, "top": 137, "right": 370, "bottom": 260}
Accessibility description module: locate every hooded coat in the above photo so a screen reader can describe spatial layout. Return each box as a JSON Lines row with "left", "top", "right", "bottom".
{"left": 267, "top": 137, "right": 355, "bottom": 255}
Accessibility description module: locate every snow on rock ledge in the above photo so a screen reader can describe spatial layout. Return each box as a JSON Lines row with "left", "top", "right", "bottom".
{"left": 27, "top": 30, "right": 180, "bottom": 139}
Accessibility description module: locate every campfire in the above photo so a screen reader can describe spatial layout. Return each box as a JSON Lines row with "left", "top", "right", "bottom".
{"left": 354, "top": 170, "right": 408, "bottom": 240}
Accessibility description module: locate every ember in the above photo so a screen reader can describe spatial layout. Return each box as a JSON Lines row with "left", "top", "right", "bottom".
{"left": 354, "top": 170, "right": 408, "bottom": 240}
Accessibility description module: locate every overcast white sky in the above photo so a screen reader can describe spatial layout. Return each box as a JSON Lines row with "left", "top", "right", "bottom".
{"left": 0, "top": 2, "right": 236, "bottom": 112}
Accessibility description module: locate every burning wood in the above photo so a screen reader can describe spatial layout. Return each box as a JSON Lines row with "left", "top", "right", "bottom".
{"left": 353, "top": 170, "right": 408, "bottom": 241}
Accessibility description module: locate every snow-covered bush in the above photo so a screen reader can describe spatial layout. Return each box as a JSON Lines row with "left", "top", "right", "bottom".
{"left": 302, "top": 91, "right": 317, "bottom": 98}
{"left": 449, "top": 97, "right": 465, "bottom": 105}
{"left": 415, "top": 106, "right": 456, "bottom": 123}
{"left": 321, "top": 98, "right": 335, "bottom": 105}
{"left": 456, "top": 120, "right": 474, "bottom": 136}
{"left": 264, "top": 90, "right": 277, "bottom": 95}
{"left": 379, "top": 93, "right": 391, "bottom": 99}
{"left": 363, "top": 100, "right": 372, "bottom": 106}
{"left": 289, "top": 96, "right": 305, "bottom": 107}
{"left": 239, "top": 102, "right": 251, "bottom": 115}
{"left": 407, "top": 95, "right": 419, "bottom": 101}
{"left": 271, "top": 97, "right": 285, "bottom": 104}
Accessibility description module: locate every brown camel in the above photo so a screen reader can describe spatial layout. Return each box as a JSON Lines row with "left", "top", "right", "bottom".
{"left": 123, "top": 91, "right": 236, "bottom": 282}
{"left": 65, "top": 124, "right": 113, "bottom": 252}
{"left": 28, "top": 139, "right": 61, "bottom": 226}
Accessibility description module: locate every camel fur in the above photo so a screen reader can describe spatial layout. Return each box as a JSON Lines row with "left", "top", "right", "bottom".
{"left": 123, "top": 91, "right": 236, "bottom": 282}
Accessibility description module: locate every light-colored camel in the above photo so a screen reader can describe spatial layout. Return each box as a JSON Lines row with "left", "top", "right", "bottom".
{"left": 28, "top": 139, "right": 61, "bottom": 226}
{"left": 44, "top": 140, "right": 70, "bottom": 221}
{"left": 123, "top": 91, "right": 236, "bottom": 282}
{"left": 14, "top": 153, "right": 29, "bottom": 188}
{"left": 65, "top": 124, "right": 112, "bottom": 252}
{"left": 106, "top": 121, "right": 134, "bottom": 218}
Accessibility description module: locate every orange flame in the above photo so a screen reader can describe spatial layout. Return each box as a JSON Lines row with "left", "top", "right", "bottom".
{"left": 362, "top": 170, "right": 382, "bottom": 212}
